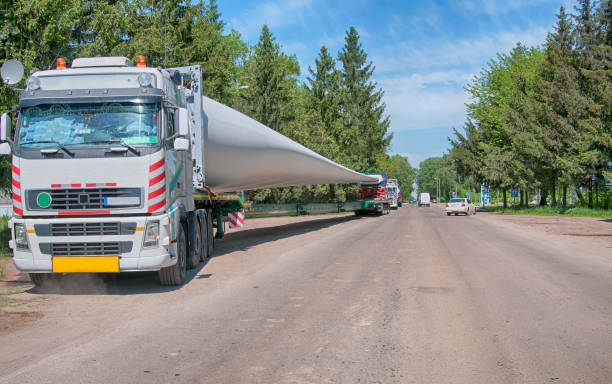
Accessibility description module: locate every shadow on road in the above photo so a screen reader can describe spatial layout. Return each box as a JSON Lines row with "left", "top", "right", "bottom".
{"left": 25, "top": 214, "right": 365, "bottom": 295}
{"left": 212, "top": 214, "right": 363, "bottom": 258}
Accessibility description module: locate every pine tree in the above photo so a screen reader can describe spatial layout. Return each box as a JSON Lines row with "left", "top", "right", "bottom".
{"left": 573, "top": 0, "right": 609, "bottom": 207}
{"left": 337, "top": 26, "right": 391, "bottom": 171}
{"left": 307, "top": 46, "right": 342, "bottom": 143}
{"left": 540, "top": 7, "right": 588, "bottom": 206}
{"left": 243, "top": 24, "right": 299, "bottom": 132}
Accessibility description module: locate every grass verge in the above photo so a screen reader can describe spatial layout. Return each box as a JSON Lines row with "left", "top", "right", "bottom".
{"left": 480, "top": 205, "right": 612, "bottom": 219}
{"left": 0, "top": 216, "right": 11, "bottom": 279}
{"left": 0, "top": 286, "right": 29, "bottom": 308}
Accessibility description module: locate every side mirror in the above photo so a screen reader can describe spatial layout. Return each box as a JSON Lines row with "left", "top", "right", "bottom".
{"left": 0, "top": 113, "right": 11, "bottom": 141}
{"left": 174, "top": 137, "right": 189, "bottom": 151}
{"left": 0, "top": 142, "right": 11, "bottom": 155}
{"left": 175, "top": 108, "right": 189, "bottom": 136}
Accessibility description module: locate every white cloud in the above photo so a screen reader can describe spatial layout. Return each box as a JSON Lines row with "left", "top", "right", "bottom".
{"left": 372, "top": 27, "right": 549, "bottom": 74}
{"left": 455, "top": 0, "right": 559, "bottom": 18}
{"left": 380, "top": 75, "right": 470, "bottom": 132}
{"left": 228, "top": 0, "right": 321, "bottom": 39}
{"left": 370, "top": 26, "right": 551, "bottom": 134}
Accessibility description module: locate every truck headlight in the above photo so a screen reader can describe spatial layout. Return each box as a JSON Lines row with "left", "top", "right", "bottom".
{"left": 138, "top": 72, "right": 154, "bottom": 87}
{"left": 14, "top": 223, "right": 29, "bottom": 250}
{"left": 143, "top": 221, "right": 159, "bottom": 248}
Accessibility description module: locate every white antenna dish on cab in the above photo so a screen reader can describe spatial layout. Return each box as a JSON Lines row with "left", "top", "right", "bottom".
{"left": 1, "top": 59, "right": 24, "bottom": 85}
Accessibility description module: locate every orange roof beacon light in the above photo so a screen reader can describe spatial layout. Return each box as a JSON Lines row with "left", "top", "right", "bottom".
{"left": 56, "top": 58, "right": 66, "bottom": 69}
{"left": 136, "top": 55, "right": 146, "bottom": 68}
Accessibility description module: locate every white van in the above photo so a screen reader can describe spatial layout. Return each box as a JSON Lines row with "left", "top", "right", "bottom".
{"left": 418, "top": 192, "right": 431, "bottom": 207}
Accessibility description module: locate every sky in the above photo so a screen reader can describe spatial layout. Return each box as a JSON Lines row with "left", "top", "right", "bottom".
{"left": 218, "top": 0, "right": 574, "bottom": 168}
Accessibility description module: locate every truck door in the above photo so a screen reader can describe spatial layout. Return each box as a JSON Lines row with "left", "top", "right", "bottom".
{"left": 164, "top": 108, "right": 186, "bottom": 204}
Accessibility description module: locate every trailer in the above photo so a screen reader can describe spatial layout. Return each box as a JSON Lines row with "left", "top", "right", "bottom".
{"left": 0, "top": 56, "right": 379, "bottom": 286}
{"left": 354, "top": 172, "right": 391, "bottom": 215}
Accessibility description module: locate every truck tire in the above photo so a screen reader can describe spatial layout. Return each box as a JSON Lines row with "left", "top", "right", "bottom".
{"left": 159, "top": 223, "right": 187, "bottom": 286}
{"left": 199, "top": 212, "right": 208, "bottom": 261}
{"left": 187, "top": 217, "right": 201, "bottom": 269}
{"left": 206, "top": 210, "right": 214, "bottom": 257}
{"left": 29, "top": 273, "right": 61, "bottom": 288}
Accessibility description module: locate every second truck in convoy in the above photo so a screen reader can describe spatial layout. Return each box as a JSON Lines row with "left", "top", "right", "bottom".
{"left": 354, "top": 172, "right": 392, "bottom": 215}
{"left": 1, "top": 56, "right": 378, "bottom": 286}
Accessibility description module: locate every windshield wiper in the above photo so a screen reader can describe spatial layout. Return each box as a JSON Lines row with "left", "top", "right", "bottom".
{"left": 20, "top": 140, "right": 75, "bottom": 157}
{"left": 80, "top": 140, "right": 140, "bottom": 155}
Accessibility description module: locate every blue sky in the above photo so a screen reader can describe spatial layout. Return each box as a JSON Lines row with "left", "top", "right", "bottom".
{"left": 219, "top": 0, "right": 573, "bottom": 168}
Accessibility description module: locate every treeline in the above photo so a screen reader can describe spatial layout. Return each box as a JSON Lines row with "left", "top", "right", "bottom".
{"left": 416, "top": 155, "right": 479, "bottom": 203}
{"left": 449, "top": 0, "right": 611, "bottom": 209}
{"left": 0, "top": 0, "right": 416, "bottom": 203}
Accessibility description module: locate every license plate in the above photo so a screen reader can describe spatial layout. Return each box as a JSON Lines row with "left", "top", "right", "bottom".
{"left": 52, "top": 256, "right": 119, "bottom": 273}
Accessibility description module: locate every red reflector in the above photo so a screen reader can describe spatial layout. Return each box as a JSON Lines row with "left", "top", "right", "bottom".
{"left": 11, "top": 165, "right": 20, "bottom": 175}
{"left": 12, "top": 179, "right": 20, "bottom": 189}
{"left": 51, "top": 184, "right": 61, "bottom": 188}
{"left": 136, "top": 55, "right": 146, "bottom": 67}
{"left": 12, "top": 193, "right": 21, "bottom": 203}
{"left": 461, "top": 203, "right": 465, "bottom": 207}
{"left": 106, "top": 183, "right": 117, "bottom": 187}
{"left": 70, "top": 184, "right": 81, "bottom": 188}
{"left": 13, "top": 206, "right": 23, "bottom": 216}
{"left": 446, "top": 204, "right": 449, "bottom": 207}
{"left": 56, "top": 58, "right": 66, "bottom": 69}
{"left": 86, "top": 183, "right": 96, "bottom": 187}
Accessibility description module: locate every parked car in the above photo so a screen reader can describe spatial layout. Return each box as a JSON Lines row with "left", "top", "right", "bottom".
{"left": 445, "top": 198, "right": 476, "bottom": 216}
{"left": 418, "top": 193, "right": 431, "bottom": 207}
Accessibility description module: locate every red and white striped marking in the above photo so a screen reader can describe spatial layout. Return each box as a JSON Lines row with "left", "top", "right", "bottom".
{"left": 228, "top": 211, "right": 245, "bottom": 228}
{"left": 148, "top": 155, "right": 166, "bottom": 213}
{"left": 12, "top": 164, "right": 22, "bottom": 216}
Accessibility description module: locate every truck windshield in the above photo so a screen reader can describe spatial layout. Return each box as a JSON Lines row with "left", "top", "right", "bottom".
{"left": 18, "top": 103, "right": 160, "bottom": 148}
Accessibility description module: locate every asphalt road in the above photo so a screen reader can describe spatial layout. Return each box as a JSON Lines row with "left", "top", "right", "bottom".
{"left": 1, "top": 205, "right": 611, "bottom": 383}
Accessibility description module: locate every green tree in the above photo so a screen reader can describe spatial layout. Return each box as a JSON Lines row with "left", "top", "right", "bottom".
{"left": 390, "top": 155, "right": 416, "bottom": 198}
{"left": 240, "top": 24, "right": 299, "bottom": 132}
{"left": 337, "top": 26, "right": 392, "bottom": 171}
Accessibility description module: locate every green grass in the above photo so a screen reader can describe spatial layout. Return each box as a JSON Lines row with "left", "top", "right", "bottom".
{"left": 0, "top": 216, "right": 10, "bottom": 258}
{"left": 0, "top": 216, "right": 10, "bottom": 279}
{"left": 0, "top": 286, "right": 29, "bottom": 308}
{"left": 480, "top": 205, "right": 612, "bottom": 219}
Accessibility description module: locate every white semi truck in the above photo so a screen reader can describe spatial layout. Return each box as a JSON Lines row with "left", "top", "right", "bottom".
{"left": 387, "top": 178, "right": 399, "bottom": 209}
{"left": 0, "top": 56, "right": 378, "bottom": 286}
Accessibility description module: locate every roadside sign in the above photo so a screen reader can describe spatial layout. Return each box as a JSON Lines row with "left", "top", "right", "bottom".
{"left": 511, "top": 189, "right": 519, "bottom": 197}
{"left": 483, "top": 189, "right": 490, "bottom": 205}
{"left": 466, "top": 192, "right": 471, "bottom": 197}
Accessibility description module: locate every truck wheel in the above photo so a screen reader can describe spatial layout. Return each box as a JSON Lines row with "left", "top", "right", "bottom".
{"left": 206, "top": 210, "right": 214, "bottom": 257}
{"left": 159, "top": 224, "right": 187, "bottom": 286}
{"left": 29, "top": 273, "right": 61, "bottom": 288}
{"left": 199, "top": 213, "right": 208, "bottom": 261}
{"left": 188, "top": 218, "right": 201, "bottom": 269}
{"left": 446, "top": 213, "right": 451, "bottom": 216}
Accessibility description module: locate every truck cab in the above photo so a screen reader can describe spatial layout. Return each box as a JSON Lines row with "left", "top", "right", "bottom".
{"left": 0, "top": 56, "right": 211, "bottom": 286}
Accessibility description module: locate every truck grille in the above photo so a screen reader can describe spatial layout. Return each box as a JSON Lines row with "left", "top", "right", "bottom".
{"left": 39, "top": 241, "right": 132, "bottom": 256}
{"left": 27, "top": 188, "right": 141, "bottom": 210}
{"left": 34, "top": 222, "right": 137, "bottom": 236}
